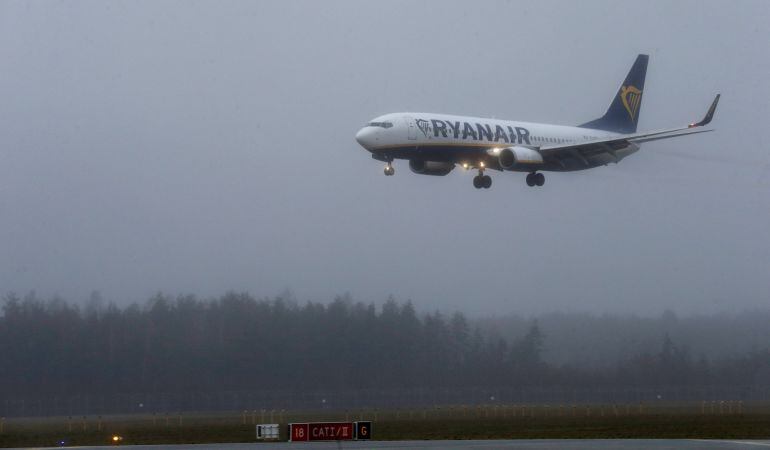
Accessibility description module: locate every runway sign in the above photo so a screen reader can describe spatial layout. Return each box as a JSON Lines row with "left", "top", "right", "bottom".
{"left": 289, "top": 421, "right": 370, "bottom": 441}
{"left": 256, "top": 423, "right": 279, "bottom": 440}
{"left": 289, "top": 423, "right": 309, "bottom": 441}
{"left": 355, "top": 421, "right": 372, "bottom": 440}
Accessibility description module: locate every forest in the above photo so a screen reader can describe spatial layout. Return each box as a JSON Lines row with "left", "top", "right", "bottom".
{"left": 1, "top": 291, "right": 769, "bottom": 410}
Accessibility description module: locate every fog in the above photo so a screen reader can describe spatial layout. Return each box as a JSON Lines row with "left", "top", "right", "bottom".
{"left": 1, "top": 0, "right": 768, "bottom": 315}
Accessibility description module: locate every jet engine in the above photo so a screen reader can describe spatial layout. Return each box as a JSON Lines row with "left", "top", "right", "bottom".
{"left": 498, "top": 146, "right": 544, "bottom": 170}
{"left": 409, "top": 160, "right": 455, "bottom": 176}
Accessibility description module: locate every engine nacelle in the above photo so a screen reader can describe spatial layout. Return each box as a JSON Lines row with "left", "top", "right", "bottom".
{"left": 498, "top": 146, "right": 544, "bottom": 170}
{"left": 409, "top": 160, "right": 455, "bottom": 176}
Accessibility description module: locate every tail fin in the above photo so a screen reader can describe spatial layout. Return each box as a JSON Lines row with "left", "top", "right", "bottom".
{"left": 579, "top": 54, "right": 649, "bottom": 134}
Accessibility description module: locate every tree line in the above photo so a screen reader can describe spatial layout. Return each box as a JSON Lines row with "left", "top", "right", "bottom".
{"left": 1, "top": 291, "right": 769, "bottom": 400}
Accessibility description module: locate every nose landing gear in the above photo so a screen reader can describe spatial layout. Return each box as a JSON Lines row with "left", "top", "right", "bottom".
{"left": 383, "top": 162, "right": 395, "bottom": 176}
{"left": 526, "top": 172, "right": 545, "bottom": 187}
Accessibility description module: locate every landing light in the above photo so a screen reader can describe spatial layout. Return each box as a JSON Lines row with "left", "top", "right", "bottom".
{"left": 462, "top": 163, "right": 469, "bottom": 169}
{"left": 112, "top": 435, "right": 123, "bottom": 443}
{"left": 480, "top": 162, "right": 485, "bottom": 168}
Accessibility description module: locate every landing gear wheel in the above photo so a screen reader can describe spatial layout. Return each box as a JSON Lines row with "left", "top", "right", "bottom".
{"left": 526, "top": 173, "right": 536, "bottom": 187}
{"left": 384, "top": 164, "right": 395, "bottom": 176}
{"left": 526, "top": 172, "right": 545, "bottom": 187}
{"left": 473, "top": 166, "right": 491, "bottom": 189}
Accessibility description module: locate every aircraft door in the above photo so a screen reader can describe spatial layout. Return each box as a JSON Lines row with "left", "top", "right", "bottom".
{"left": 405, "top": 116, "right": 417, "bottom": 140}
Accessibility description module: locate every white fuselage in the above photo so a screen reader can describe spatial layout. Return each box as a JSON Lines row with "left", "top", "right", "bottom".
{"left": 355, "top": 112, "right": 639, "bottom": 172}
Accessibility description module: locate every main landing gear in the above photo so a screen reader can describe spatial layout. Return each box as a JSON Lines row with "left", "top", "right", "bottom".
{"left": 473, "top": 168, "right": 492, "bottom": 189}
{"left": 383, "top": 162, "right": 395, "bottom": 176}
{"left": 526, "top": 172, "right": 545, "bottom": 187}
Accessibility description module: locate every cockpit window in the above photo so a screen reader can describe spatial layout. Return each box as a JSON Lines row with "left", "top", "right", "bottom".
{"left": 367, "top": 121, "right": 393, "bottom": 128}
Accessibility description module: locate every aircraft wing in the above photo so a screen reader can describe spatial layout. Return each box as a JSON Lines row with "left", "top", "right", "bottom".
{"left": 538, "top": 94, "right": 720, "bottom": 165}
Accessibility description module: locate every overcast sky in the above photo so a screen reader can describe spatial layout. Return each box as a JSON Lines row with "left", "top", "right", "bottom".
{"left": 1, "top": 0, "right": 768, "bottom": 315}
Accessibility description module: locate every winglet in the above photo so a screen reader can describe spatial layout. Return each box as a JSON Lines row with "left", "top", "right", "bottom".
{"left": 689, "top": 94, "right": 720, "bottom": 128}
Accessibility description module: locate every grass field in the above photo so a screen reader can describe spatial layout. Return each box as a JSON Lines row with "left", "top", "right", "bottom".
{"left": 1, "top": 401, "right": 769, "bottom": 447}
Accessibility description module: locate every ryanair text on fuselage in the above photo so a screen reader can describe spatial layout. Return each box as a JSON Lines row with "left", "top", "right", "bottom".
{"left": 417, "top": 118, "right": 531, "bottom": 145}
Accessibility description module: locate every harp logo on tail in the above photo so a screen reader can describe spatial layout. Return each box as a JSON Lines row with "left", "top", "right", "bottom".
{"left": 620, "top": 85, "right": 642, "bottom": 120}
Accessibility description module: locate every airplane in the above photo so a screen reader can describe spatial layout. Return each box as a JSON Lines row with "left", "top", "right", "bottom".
{"left": 354, "top": 54, "right": 719, "bottom": 189}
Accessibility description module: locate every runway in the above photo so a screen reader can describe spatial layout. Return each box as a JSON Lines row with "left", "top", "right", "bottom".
{"left": 15, "top": 440, "right": 770, "bottom": 450}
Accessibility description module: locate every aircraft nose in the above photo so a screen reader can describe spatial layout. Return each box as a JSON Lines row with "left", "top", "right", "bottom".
{"left": 355, "top": 127, "right": 376, "bottom": 149}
